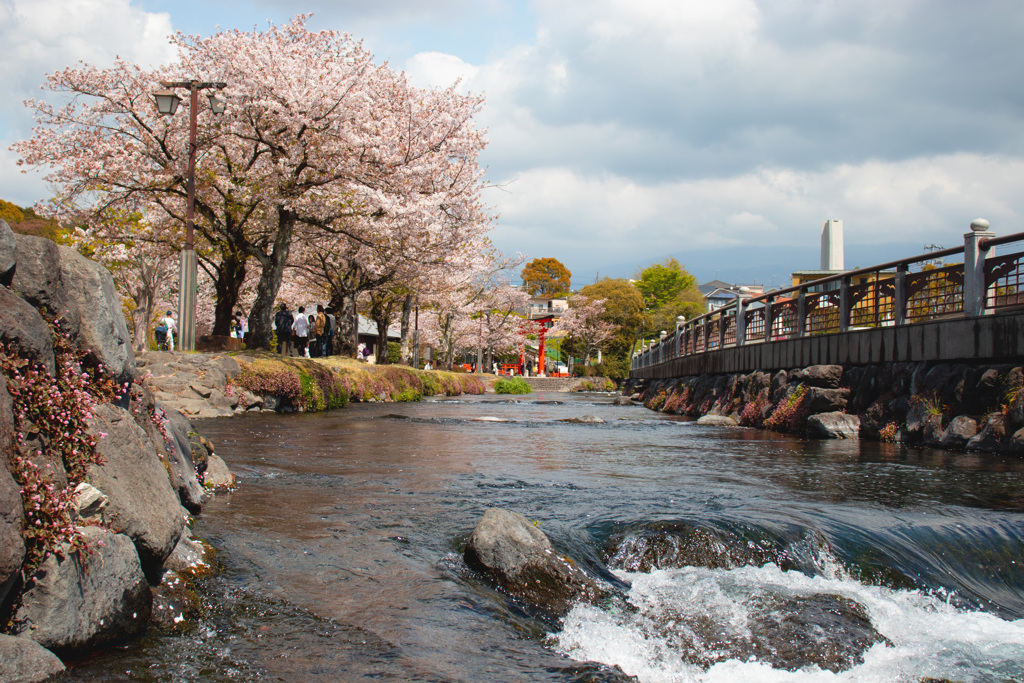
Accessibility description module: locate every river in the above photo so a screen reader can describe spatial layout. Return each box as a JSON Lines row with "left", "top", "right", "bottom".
{"left": 66, "top": 392, "right": 1024, "bottom": 682}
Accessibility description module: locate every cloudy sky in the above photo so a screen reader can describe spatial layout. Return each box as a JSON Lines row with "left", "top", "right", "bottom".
{"left": 2, "top": 0, "right": 1022, "bottom": 288}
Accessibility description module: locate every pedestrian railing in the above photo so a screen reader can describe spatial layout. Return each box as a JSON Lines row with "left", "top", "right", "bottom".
{"left": 632, "top": 220, "right": 1024, "bottom": 371}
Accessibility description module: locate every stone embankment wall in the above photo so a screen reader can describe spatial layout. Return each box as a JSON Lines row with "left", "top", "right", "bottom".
{"left": 0, "top": 220, "right": 232, "bottom": 681}
{"left": 625, "top": 361, "right": 1024, "bottom": 454}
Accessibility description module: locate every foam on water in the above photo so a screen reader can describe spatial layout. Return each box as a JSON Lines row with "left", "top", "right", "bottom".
{"left": 551, "top": 561, "right": 1024, "bottom": 682}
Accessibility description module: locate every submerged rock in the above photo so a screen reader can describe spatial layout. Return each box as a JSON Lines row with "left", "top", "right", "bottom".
{"left": 559, "top": 415, "right": 605, "bottom": 424}
{"left": 464, "top": 508, "right": 605, "bottom": 616}
{"left": 473, "top": 416, "right": 510, "bottom": 422}
{"left": 611, "top": 396, "right": 634, "bottom": 406}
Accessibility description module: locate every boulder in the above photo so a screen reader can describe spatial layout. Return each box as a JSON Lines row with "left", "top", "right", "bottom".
{"left": 0, "top": 634, "right": 65, "bottom": 683}
{"left": 464, "top": 508, "right": 604, "bottom": 616}
{"left": 11, "top": 234, "right": 61, "bottom": 313}
{"left": 939, "top": 416, "right": 978, "bottom": 449}
{"left": 791, "top": 365, "right": 843, "bottom": 389}
{"left": 921, "top": 414, "right": 945, "bottom": 446}
{"left": 803, "top": 387, "right": 850, "bottom": 414}
{"left": 806, "top": 412, "right": 861, "bottom": 439}
{"left": 0, "top": 219, "right": 16, "bottom": 287}
{"left": 0, "top": 287, "right": 55, "bottom": 376}
{"left": 10, "top": 526, "right": 150, "bottom": 657}
{"left": 85, "top": 404, "right": 184, "bottom": 579}
{"left": 967, "top": 413, "right": 1007, "bottom": 453}
{"left": 1006, "top": 427, "right": 1024, "bottom": 455}
{"left": 12, "top": 234, "right": 135, "bottom": 386}
{"left": 769, "top": 370, "right": 789, "bottom": 403}
{"left": 696, "top": 415, "right": 738, "bottom": 427}
{"left": 0, "top": 463, "right": 25, "bottom": 605}
{"left": 611, "top": 396, "right": 634, "bottom": 406}
{"left": 158, "top": 406, "right": 206, "bottom": 512}
{"left": 203, "top": 454, "right": 235, "bottom": 490}
{"left": 163, "top": 528, "right": 214, "bottom": 576}
{"left": 559, "top": 415, "right": 605, "bottom": 424}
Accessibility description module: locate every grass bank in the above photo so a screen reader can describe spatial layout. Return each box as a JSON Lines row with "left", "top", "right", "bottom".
{"left": 231, "top": 353, "right": 488, "bottom": 412}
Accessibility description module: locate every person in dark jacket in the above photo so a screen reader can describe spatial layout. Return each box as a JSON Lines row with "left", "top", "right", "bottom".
{"left": 274, "top": 303, "right": 294, "bottom": 356}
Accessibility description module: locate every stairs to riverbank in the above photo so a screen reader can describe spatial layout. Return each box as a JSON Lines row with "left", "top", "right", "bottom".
{"left": 521, "top": 377, "right": 583, "bottom": 392}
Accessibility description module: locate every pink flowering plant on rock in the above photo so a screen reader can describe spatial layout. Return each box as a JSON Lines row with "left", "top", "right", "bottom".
{"left": 0, "top": 324, "right": 129, "bottom": 574}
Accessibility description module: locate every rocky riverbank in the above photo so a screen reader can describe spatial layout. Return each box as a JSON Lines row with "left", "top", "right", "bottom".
{"left": 0, "top": 220, "right": 235, "bottom": 681}
{"left": 625, "top": 361, "right": 1024, "bottom": 453}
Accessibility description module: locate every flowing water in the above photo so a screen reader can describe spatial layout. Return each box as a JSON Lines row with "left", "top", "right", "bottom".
{"left": 66, "top": 392, "right": 1024, "bottom": 682}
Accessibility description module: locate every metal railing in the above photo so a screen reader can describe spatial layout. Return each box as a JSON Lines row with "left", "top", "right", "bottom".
{"left": 633, "top": 221, "right": 1024, "bottom": 371}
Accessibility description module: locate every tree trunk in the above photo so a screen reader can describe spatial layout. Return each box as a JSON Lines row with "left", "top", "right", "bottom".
{"left": 246, "top": 207, "right": 295, "bottom": 350}
{"left": 330, "top": 289, "right": 359, "bottom": 358}
{"left": 211, "top": 248, "right": 247, "bottom": 336}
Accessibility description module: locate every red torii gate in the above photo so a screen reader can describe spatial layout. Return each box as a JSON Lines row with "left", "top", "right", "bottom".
{"left": 518, "top": 316, "right": 555, "bottom": 376}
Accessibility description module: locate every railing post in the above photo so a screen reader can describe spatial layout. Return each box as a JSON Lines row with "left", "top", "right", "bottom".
{"left": 963, "top": 218, "right": 995, "bottom": 317}
{"left": 839, "top": 276, "right": 850, "bottom": 331}
{"left": 894, "top": 264, "right": 907, "bottom": 326}
{"left": 764, "top": 296, "right": 775, "bottom": 342}
{"left": 736, "top": 298, "right": 747, "bottom": 346}
{"left": 718, "top": 311, "right": 726, "bottom": 348}
{"left": 796, "top": 290, "right": 807, "bottom": 337}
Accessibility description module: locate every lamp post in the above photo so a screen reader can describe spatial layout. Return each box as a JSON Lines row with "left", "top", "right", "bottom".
{"left": 153, "top": 80, "right": 227, "bottom": 351}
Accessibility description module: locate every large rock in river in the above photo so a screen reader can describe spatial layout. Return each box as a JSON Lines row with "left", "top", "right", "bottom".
{"left": 806, "top": 412, "right": 860, "bottom": 439}
{"left": 464, "top": 508, "right": 604, "bottom": 615}
{"left": 10, "top": 526, "right": 150, "bottom": 657}
{"left": 86, "top": 403, "right": 185, "bottom": 579}
{"left": 12, "top": 234, "right": 135, "bottom": 386}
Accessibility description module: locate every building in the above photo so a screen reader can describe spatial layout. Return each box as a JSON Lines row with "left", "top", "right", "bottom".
{"left": 699, "top": 280, "right": 765, "bottom": 312}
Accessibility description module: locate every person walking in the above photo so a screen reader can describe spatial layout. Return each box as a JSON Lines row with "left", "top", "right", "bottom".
{"left": 313, "top": 305, "right": 327, "bottom": 358}
{"left": 293, "top": 306, "right": 309, "bottom": 358}
{"left": 163, "top": 310, "right": 178, "bottom": 351}
{"left": 325, "top": 308, "right": 336, "bottom": 356}
{"left": 274, "top": 303, "right": 294, "bottom": 356}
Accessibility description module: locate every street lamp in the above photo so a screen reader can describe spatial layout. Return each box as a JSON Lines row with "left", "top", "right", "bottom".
{"left": 153, "top": 79, "right": 227, "bottom": 351}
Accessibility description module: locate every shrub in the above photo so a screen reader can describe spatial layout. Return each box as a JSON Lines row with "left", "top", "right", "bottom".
{"left": 494, "top": 377, "right": 533, "bottom": 394}
{"left": 879, "top": 422, "right": 899, "bottom": 443}
{"left": 765, "top": 385, "right": 810, "bottom": 433}
{"left": 739, "top": 388, "right": 770, "bottom": 428}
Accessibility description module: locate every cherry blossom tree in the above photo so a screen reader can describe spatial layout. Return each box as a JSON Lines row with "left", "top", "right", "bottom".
{"left": 555, "top": 295, "right": 616, "bottom": 367}
{"left": 15, "top": 16, "right": 493, "bottom": 349}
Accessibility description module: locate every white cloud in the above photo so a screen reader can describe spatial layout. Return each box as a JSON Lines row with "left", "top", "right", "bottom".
{"left": 403, "top": 52, "right": 479, "bottom": 90}
{"left": 0, "top": 0, "right": 176, "bottom": 204}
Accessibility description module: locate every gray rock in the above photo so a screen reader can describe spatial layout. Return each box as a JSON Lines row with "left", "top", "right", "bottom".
{"left": 464, "top": 508, "right": 604, "bottom": 616}
{"left": 1006, "top": 426, "right": 1024, "bottom": 455}
{"left": 967, "top": 413, "right": 1007, "bottom": 453}
{"left": 54, "top": 244, "right": 136, "bottom": 386}
{"left": 0, "top": 287, "right": 55, "bottom": 376}
{"left": 86, "top": 404, "right": 184, "bottom": 580}
{"left": 770, "top": 370, "right": 789, "bottom": 403}
{"left": 921, "top": 414, "right": 945, "bottom": 446}
{"left": 803, "top": 387, "right": 850, "bottom": 414}
{"left": 10, "top": 526, "right": 150, "bottom": 657}
{"left": 164, "top": 530, "right": 212, "bottom": 575}
{"left": 939, "top": 416, "right": 978, "bottom": 449}
{"left": 696, "top": 415, "right": 738, "bottom": 426}
{"left": 159, "top": 406, "right": 205, "bottom": 512}
{"left": 12, "top": 235, "right": 136, "bottom": 386}
{"left": 611, "top": 396, "right": 634, "bottom": 406}
{"left": 791, "top": 365, "right": 843, "bottom": 389}
{"left": 11, "top": 234, "right": 61, "bottom": 313}
{"left": 559, "top": 415, "right": 605, "bottom": 424}
{"left": 0, "top": 462, "right": 25, "bottom": 606}
{"left": 0, "top": 219, "right": 16, "bottom": 287}
{"left": 71, "top": 482, "right": 109, "bottom": 524}
{"left": 0, "top": 634, "right": 65, "bottom": 683}
{"left": 203, "top": 454, "right": 235, "bottom": 490}
{"left": 0, "top": 385, "right": 25, "bottom": 605}
{"left": 806, "top": 412, "right": 861, "bottom": 439}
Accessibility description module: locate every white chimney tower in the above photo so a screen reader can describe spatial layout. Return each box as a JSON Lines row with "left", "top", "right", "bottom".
{"left": 820, "top": 219, "right": 844, "bottom": 271}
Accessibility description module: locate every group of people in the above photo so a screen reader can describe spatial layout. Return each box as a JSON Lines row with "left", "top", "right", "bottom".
{"left": 274, "top": 303, "right": 336, "bottom": 358}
